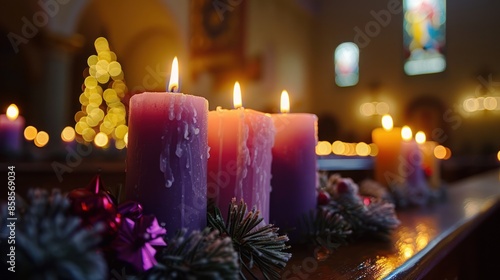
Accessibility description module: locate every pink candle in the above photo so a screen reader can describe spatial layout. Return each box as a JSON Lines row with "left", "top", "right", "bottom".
{"left": 125, "top": 58, "right": 208, "bottom": 236}
{"left": 207, "top": 82, "right": 275, "bottom": 223}
{"left": 0, "top": 104, "right": 25, "bottom": 156}
{"left": 270, "top": 90, "right": 317, "bottom": 240}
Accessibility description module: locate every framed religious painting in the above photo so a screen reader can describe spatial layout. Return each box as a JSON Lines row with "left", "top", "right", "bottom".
{"left": 189, "top": 0, "right": 245, "bottom": 81}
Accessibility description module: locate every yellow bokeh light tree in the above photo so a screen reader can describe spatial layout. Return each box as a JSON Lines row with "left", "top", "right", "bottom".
{"left": 74, "top": 37, "right": 129, "bottom": 149}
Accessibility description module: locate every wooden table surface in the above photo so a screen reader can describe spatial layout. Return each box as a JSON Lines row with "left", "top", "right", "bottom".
{"left": 283, "top": 169, "right": 500, "bottom": 279}
{"left": 1, "top": 158, "right": 499, "bottom": 279}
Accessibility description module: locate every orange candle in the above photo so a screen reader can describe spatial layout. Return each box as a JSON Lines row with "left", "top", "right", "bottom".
{"left": 372, "top": 114, "right": 402, "bottom": 186}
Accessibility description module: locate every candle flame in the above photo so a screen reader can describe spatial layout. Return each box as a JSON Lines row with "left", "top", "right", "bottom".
{"left": 6, "top": 104, "right": 19, "bottom": 121}
{"left": 381, "top": 114, "right": 393, "bottom": 131}
{"left": 233, "top": 81, "right": 242, "bottom": 109}
{"left": 280, "top": 90, "right": 290, "bottom": 113}
{"left": 415, "top": 131, "right": 426, "bottom": 144}
{"left": 401, "top": 126, "right": 412, "bottom": 141}
{"left": 168, "top": 57, "right": 179, "bottom": 92}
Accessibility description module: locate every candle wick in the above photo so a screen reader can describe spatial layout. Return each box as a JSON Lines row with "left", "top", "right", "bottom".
{"left": 169, "top": 86, "right": 179, "bottom": 93}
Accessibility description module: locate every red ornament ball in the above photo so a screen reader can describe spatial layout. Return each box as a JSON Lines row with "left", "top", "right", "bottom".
{"left": 67, "top": 175, "right": 121, "bottom": 243}
{"left": 317, "top": 191, "right": 331, "bottom": 205}
{"left": 336, "top": 181, "right": 349, "bottom": 194}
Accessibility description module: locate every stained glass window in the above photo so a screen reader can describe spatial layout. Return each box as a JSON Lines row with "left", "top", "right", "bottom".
{"left": 335, "top": 42, "right": 359, "bottom": 87}
{"left": 403, "top": 0, "right": 446, "bottom": 75}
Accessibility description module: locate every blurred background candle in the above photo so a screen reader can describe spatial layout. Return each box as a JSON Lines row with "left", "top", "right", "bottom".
{"left": 270, "top": 90, "right": 317, "bottom": 241}
{"left": 416, "top": 131, "right": 440, "bottom": 189}
{"left": 207, "top": 82, "right": 275, "bottom": 223}
{"left": 0, "top": 104, "right": 25, "bottom": 157}
{"left": 399, "top": 126, "right": 426, "bottom": 187}
{"left": 126, "top": 57, "right": 208, "bottom": 236}
{"left": 372, "top": 114, "right": 402, "bottom": 186}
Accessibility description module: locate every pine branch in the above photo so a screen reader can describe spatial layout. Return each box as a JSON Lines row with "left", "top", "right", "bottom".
{"left": 330, "top": 197, "right": 400, "bottom": 241}
{"left": 146, "top": 228, "right": 239, "bottom": 280}
{"left": 208, "top": 199, "right": 292, "bottom": 280}
{"left": 0, "top": 189, "right": 106, "bottom": 280}
{"left": 363, "top": 199, "right": 401, "bottom": 239}
{"left": 303, "top": 207, "right": 352, "bottom": 250}
{"left": 319, "top": 174, "right": 400, "bottom": 241}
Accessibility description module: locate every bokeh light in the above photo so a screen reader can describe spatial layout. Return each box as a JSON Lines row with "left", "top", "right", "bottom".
{"left": 360, "top": 102, "right": 390, "bottom": 116}
{"left": 94, "top": 132, "right": 109, "bottom": 148}
{"left": 74, "top": 37, "right": 128, "bottom": 147}
{"left": 434, "top": 145, "right": 446, "bottom": 159}
{"left": 443, "top": 147, "right": 452, "bottom": 160}
{"left": 344, "top": 142, "right": 356, "bottom": 156}
{"left": 360, "top": 102, "right": 376, "bottom": 116}
{"left": 34, "top": 131, "right": 49, "bottom": 148}
{"left": 331, "top": 140, "right": 345, "bottom": 155}
{"left": 355, "top": 142, "right": 370, "bottom": 156}
{"left": 463, "top": 98, "right": 478, "bottom": 112}
{"left": 484, "top": 96, "right": 498, "bottom": 110}
{"left": 61, "top": 126, "right": 76, "bottom": 142}
{"left": 316, "top": 141, "right": 332, "bottom": 156}
{"left": 24, "top": 126, "right": 37, "bottom": 141}
{"left": 375, "top": 102, "right": 390, "bottom": 115}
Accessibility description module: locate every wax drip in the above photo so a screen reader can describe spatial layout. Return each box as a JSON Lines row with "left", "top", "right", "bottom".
{"left": 160, "top": 133, "right": 174, "bottom": 188}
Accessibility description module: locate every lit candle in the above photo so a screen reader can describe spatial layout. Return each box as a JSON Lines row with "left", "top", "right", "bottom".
{"left": 399, "top": 126, "right": 426, "bottom": 187}
{"left": 415, "top": 131, "right": 440, "bottom": 189}
{"left": 0, "top": 104, "right": 25, "bottom": 156}
{"left": 125, "top": 57, "right": 208, "bottom": 236}
{"left": 371, "top": 114, "right": 402, "bottom": 186}
{"left": 207, "top": 82, "right": 275, "bottom": 223}
{"left": 270, "top": 90, "right": 317, "bottom": 241}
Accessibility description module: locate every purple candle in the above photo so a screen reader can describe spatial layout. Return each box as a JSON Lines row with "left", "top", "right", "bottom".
{"left": 399, "top": 126, "right": 427, "bottom": 188}
{"left": 125, "top": 58, "right": 208, "bottom": 236}
{"left": 0, "top": 104, "right": 25, "bottom": 156}
{"left": 269, "top": 91, "right": 318, "bottom": 241}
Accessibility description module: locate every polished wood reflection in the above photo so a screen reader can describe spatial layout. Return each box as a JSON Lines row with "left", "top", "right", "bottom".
{"left": 283, "top": 169, "right": 500, "bottom": 279}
